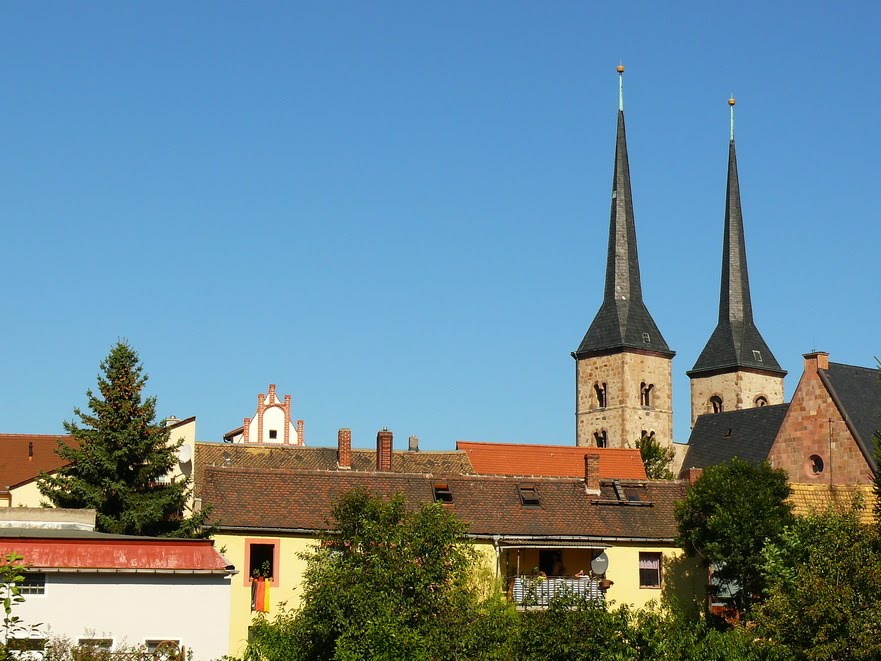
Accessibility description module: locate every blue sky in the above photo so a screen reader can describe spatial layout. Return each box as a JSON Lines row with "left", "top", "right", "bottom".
{"left": 2, "top": 2, "right": 879, "bottom": 451}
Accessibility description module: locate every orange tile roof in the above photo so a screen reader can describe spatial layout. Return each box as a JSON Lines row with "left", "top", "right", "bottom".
{"left": 0, "top": 434, "right": 76, "bottom": 490}
{"left": 456, "top": 441, "right": 647, "bottom": 480}
{"left": 788, "top": 483, "right": 876, "bottom": 524}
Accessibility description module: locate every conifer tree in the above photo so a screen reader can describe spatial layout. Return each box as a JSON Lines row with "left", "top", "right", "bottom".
{"left": 38, "top": 341, "right": 211, "bottom": 537}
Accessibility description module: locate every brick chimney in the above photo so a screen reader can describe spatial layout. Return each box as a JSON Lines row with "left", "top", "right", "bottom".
{"left": 584, "top": 454, "right": 600, "bottom": 495}
{"left": 296, "top": 419, "right": 305, "bottom": 446}
{"left": 376, "top": 429, "right": 393, "bottom": 472}
{"left": 338, "top": 428, "right": 352, "bottom": 470}
{"left": 243, "top": 418, "right": 251, "bottom": 443}
{"left": 804, "top": 351, "right": 829, "bottom": 374}
{"left": 682, "top": 467, "right": 703, "bottom": 485}
{"left": 408, "top": 435, "right": 419, "bottom": 452}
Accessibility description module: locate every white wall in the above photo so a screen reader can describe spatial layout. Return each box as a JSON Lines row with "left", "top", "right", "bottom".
{"left": 15, "top": 573, "right": 231, "bottom": 661}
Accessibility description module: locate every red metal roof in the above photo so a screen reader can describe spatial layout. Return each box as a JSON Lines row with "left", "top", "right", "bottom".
{"left": 0, "top": 536, "right": 230, "bottom": 572}
{"left": 456, "top": 441, "right": 647, "bottom": 480}
{"left": 0, "top": 434, "right": 77, "bottom": 489}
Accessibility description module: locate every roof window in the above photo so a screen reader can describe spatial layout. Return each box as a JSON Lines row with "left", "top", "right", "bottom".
{"left": 433, "top": 483, "right": 453, "bottom": 504}
{"left": 517, "top": 485, "right": 541, "bottom": 508}
{"left": 752, "top": 350, "right": 763, "bottom": 362}
{"left": 642, "top": 332, "right": 651, "bottom": 343}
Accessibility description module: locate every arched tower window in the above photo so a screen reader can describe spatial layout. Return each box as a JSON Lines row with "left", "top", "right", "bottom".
{"left": 709, "top": 396, "right": 723, "bottom": 414}
{"left": 594, "top": 430, "right": 607, "bottom": 448}
{"left": 640, "top": 382, "right": 654, "bottom": 407}
{"left": 755, "top": 395, "right": 769, "bottom": 407}
{"left": 594, "top": 383, "right": 607, "bottom": 409}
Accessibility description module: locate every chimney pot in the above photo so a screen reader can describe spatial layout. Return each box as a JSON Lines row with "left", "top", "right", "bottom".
{"left": 408, "top": 435, "right": 419, "bottom": 452}
{"left": 803, "top": 351, "right": 829, "bottom": 372}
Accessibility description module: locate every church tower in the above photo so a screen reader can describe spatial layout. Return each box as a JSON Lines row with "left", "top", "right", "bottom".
{"left": 687, "top": 98, "right": 785, "bottom": 426}
{"left": 574, "top": 67, "right": 675, "bottom": 449}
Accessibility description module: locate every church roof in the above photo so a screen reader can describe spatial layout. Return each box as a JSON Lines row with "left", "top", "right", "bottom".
{"left": 680, "top": 403, "right": 790, "bottom": 472}
{"left": 820, "top": 362, "right": 881, "bottom": 472}
{"left": 688, "top": 139, "right": 784, "bottom": 377}
{"left": 575, "top": 100, "right": 673, "bottom": 359}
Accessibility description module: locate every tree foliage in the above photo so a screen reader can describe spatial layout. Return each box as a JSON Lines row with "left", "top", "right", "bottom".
{"left": 0, "top": 553, "right": 41, "bottom": 661}
{"left": 635, "top": 431, "right": 676, "bottom": 479}
{"left": 675, "top": 458, "right": 794, "bottom": 614}
{"left": 38, "top": 341, "right": 211, "bottom": 537}
{"left": 243, "top": 489, "right": 513, "bottom": 660}
{"left": 754, "top": 499, "right": 881, "bottom": 660}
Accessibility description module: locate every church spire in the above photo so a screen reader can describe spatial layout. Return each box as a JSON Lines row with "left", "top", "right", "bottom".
{"left": 688, "top": 98, "right": 784, "bottom": 377}
{"left": 574, "top": 66, "right": 673, "bottom": 358}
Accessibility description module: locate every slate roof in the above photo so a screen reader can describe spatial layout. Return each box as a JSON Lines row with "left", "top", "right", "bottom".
{"left": 193, "top": 442, "right": 474, "bottom": 498}
{"left": 681, "top": 403, "right": 790, "bottom": 471}
{"left": 201, "top": 466, "right": 686, "bottom": 541}
{"left": 457, "top": 441, "right": 647, "bottom": 480}
{"left": 0, "top": 434, "right": 76, "bottom": 490}
{"left": 820, "top": 362, "right": 881, "bottom": 471}
{"left": 689, "top": 140, "right": 784, "bottom": 377}
{"left": 575, "top": 110, "right": 673, "bottom": 359}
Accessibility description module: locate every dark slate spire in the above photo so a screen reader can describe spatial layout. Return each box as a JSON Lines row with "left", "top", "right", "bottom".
{"left": 574, "top": 67, "right": 673, "bottom": 359}
{"left": 688, "top": 101, "right": 784, "bottom": 377}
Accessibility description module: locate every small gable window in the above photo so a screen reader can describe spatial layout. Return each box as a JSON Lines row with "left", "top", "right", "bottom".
{"left": 809, "top": 455, "right": 824, "bottom": 475}
{"left": 640, "top": 382, "right": 654, "bottom": 407}
{"left": 594, "top": 430, "right": 607, "bottom": 448}
{"left": 268, "top": 429, "right": 278, "bottom": 440}
{"left": 642, "top": 332, "right": 651, "bottom": 344}
{"left": 433, "top": 483, "right": 453, "bottom": 503}
{"left": 709, "top": 396, "right": 723, "bottom": 414}
{"left": 594, "top": 382, "right": 607, "bottom": 409}
{"left": 517, "top": 485, "right": 541, "bottom": 508}
{"left": 755, "top": 396, "right": 769, "bottom": 407}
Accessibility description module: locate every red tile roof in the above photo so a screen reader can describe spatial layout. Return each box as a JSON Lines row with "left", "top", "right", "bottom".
{"left": 0, "top": 534, "right": 230, "bottom": 573}
{"left": 0, "top": 434, "right": 77, "bottom": 490}
{"left": 201, "top": 466, "right": 684, "bottom": 542}
{"left": 456, "top": 441, "right": 647, "bottom": 480}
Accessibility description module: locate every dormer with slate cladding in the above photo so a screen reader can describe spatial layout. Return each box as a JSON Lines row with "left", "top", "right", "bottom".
{"left": 687, "top": 113, "right": 785, "bottom": 426}
{"left": 574, "top": 69, "right": 674, "bottom": 450}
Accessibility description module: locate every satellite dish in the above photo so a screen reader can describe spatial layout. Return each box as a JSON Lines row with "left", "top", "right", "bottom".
{"left": 591, "top": 551, "right": 609, "bottom": 575}
{"left": 178, "top": 444, "right": 193, "bottom": 464}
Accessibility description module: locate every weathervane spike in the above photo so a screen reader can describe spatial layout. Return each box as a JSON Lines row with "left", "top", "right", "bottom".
{"left": 729, "top": 95, "right": 736, "bottom": 141}
{"left": 617, "top": 64, "right": 625, "bottom": 112}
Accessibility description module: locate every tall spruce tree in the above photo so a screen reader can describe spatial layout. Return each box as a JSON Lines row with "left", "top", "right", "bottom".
{"left": 38, "top": 341, "right": 211, "bottom": 537}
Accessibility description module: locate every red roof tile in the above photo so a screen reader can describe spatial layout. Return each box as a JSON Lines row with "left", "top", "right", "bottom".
{"left": 456, "top": 441, "right": 647, "bottom": 480}
{"left": 0, "top": 434, "right": 76, "bottom": 490}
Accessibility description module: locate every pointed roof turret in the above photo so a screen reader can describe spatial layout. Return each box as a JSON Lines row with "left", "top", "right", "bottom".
{"left": 688, "top": 98, "right": 784, "bottom": 377}
{"left": 574, "top": 66, "right": 673, "bottom": 359}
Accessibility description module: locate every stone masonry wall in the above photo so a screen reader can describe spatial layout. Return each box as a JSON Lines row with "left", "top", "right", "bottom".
{"left": 689, "top": 370, "right": 784, "bottom": 427}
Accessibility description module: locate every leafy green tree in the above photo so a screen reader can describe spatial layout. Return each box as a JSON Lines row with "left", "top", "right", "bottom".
{"left": 38, "top": 341, "right": 211, "bottom": 537}
{"left": 675, "top": 458, "right": 793, "bottom": 614}
{"left": 755, "top": 499, "right": 881, "bottom": 660}
{"left": 242, "top": 488, "right": 514, "bottom": 660}
{"left": 635, "top": 431, "right": 676, "bottom": 479}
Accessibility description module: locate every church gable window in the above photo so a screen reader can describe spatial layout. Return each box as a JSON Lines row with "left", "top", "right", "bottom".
{"left": 594, "top": 382, "right": 607, "bottom": 409}
{"left": 640, "top": 383, "right": 654, "bottom": 407}
{"left": 709, "top": 396, "right": 723, "bottom": 414}
{"left": 755, "top": 395, "right": 769, "bottom": 407}
{"left": 594, "top": 430, "right": 608, "bottom": 448}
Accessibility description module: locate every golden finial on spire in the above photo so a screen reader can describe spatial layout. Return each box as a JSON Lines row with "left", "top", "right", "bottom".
{"left": 617, "top": 63, "right": 624, "bottom": 111}
{"left": 728, "top": 96, "right": 736, "bottom": 106}
{"left": 617, "top": 64, "right": 625, "bottom": 74}
{"left": 729, "top": 94, "right": 736, "bottom": 141}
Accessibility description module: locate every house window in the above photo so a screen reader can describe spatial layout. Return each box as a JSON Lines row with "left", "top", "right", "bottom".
{"left": 245, "top": 539, "right": 280, "bottom": 587}
{"left": 639, "top": 552, "right": 662, "bottom": 588}
{"left": 145, "top": 640, "right": 181, "bottom": 657}
{"left": 755, "top": 396, "right": 768, "bottom": 407}
{"left": 18, "top": 573, "right": 45, "bottom": 595}
{"left": 517, "top": 485, "right": 540, "bottom": 507}
{"left": 594, "top": 382, "right": 607, "bottom": 409}
{"left": 594, "top": 430, "right": 607, "bottom": 448}
{"left": 709, "top": 396, "right": 723, "bottom": 414}
{"left": 7, "top": 639, "right": 46, "bottom": 654}
{"left": 433, "top": 483, "right": 453, "bottom": 503}
{"left": 640, "top": 382, "right": 654, "bottom": 407}
{"left": 78, "top": 639, "right": 113, "bottom": 650}
{"left": 268, "top": 429, "right": 278, "bottom": 440}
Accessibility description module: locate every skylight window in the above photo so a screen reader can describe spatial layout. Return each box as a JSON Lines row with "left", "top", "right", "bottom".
{"left": 517, "top": 485, "right": 540, "bottom": 507}
{"left": 642, "top": 332, "right": 651, "bottom": 343}
{"left": 752, "top": 350, "right": 763, "bottom": 362}
{"left": 433, "top": 483, "right": 453, "bottom": 503}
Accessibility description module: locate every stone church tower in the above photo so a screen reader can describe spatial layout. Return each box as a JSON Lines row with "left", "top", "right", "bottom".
{"left": 574, "top": 67, "right": 675, "bottom": 449}
{"left": 687, "top": 99, "right": 785, "bottom": 426}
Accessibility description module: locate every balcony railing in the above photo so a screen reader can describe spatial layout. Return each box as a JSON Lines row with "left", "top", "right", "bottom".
{"left": 508, "top": 575, "right": 604, "bottom": 608}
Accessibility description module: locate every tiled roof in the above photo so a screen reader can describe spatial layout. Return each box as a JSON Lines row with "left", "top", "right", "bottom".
{"left": 0, "top": 434, "right": 76, "bottom": 490}
{"left": 788, "top": 483, "right": 876, "bottom": 525}
{"left": 0, "top": 532, "right": 230, "bottom": 572}
{"left": 681, "top": 404, "right": 789, "bottom": 472}
{"left": 193, "top": 442, "right": 474, "bottom": 497}
{"left": 820, "top": 362, "right": 881, "bottom": 471}
{"left": 457, "top": 441, "right": 647, "bottom": 480}
{"left": 201, "top": 466, "right": 686, "bottom": 542}
{"left": 574, "top": 110, "right": 673, "bottom": 359}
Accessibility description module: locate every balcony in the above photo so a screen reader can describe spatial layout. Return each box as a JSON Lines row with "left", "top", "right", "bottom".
{"left": 508, "top": 575, "right": 604, "bottom": 608}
